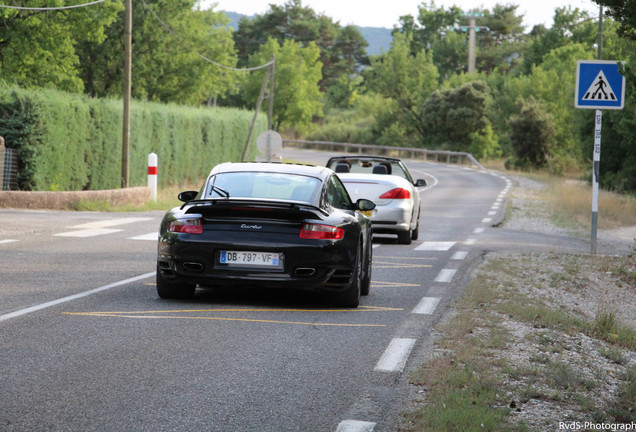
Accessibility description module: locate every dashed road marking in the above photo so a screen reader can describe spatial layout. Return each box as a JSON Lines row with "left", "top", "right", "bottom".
{"left": 0, "top": 239, "right": 18, "bottom": 245}
{"left": 336, "top": 420, "right": 376, "bottom": 432}
{"left": 128, "top": 232, "right": 158, "bottom": 241}
{"left": 412, "top": 297, "right": 441, "bottom": 314}
{"left": 451, "top": 251, "right": 468, "bottom": 260}
{"left": 374, "top": 338, "right": 417, "bottom": 372}
{"left": 414, "top": 241, "right": 455, "bottom": 251}
{"left": 434, "top": 269, "right": 456, "bottom": 283}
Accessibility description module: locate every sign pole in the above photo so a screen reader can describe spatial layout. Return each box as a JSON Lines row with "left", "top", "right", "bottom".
{"left": 575, "top": 59, "right": 625, "bottom": 255}
{"left": 591, "top": 110, "right": 602, "bottom": 254}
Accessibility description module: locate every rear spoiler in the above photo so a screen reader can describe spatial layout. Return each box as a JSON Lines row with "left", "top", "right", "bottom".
{"left": 181, "top": 198, "right": 328, "bottom": 217}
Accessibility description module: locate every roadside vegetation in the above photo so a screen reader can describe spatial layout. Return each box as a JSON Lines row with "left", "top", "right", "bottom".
{"left": 399, "top": 175, "right": 636, "bottom": 432}
{"left": 2, "top": 0, "right": 636, "bottom": 193}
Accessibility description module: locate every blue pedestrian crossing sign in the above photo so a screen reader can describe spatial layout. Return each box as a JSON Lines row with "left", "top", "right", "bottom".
{"left": 575, "top": 60, "right": 625, "bottom": 109}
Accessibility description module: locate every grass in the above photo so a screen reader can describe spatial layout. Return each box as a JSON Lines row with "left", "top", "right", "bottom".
{"left": 402, "top": 252, "right": 636, "bottom": 431}
{"left": 539, "top": 177, "right": 636, "bottom": 230}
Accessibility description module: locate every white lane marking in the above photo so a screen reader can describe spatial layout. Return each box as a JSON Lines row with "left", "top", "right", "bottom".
{"left": 336, "top": 420, "right": 376, "bottom": 432}
{"left": 482, "top": 217, "right": 492, "bottom": 223}
{"left": 412, "top": 297, "right": 441, "bottom": 314}
{"left": 0, "top": 272, "right": 155, "bottom": 323}
{"left": 473, "top": 227, "right": 485, "bottom": 234}
{"left": 464, "top": 238, "right": 476, "bottom": 245}
{"left": 435, "top": 269, "right": 456, "bottom": 283}
{"left": 55, "top": 228, "right": 123, "bottom": 238}
{"left": 374, "top": 338, "right": 417, "bottom": 373}
{"left": 0, "top": 239, "right": 18, "bottom": 245}
{"left": 68, "top": 217, "right": 152, "bottom": 229}
{"left": 488, "top": 211, "right": 497, "bottom": 216}
{"left": 414, "top": 241, "right": 455, "bottom": 251}
{"left": 55, "top": 217, "right": 153, "bottom": 238}
{"left": 128, "top": 232, "right": 158, "bottom": 241}
{"left": 451, "top": 251, "right": 468, "bottom": 260}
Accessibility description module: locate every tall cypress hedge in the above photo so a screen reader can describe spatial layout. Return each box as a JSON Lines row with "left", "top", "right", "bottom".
{"left": 0, "top": 85, "right": 265, "bottom": 191}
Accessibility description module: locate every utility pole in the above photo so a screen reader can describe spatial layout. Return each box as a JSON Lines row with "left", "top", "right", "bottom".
{"left": 121, "top": 0, "right": 132, "bottom": 188}
{"left": 459, "top": 12, "right": 489, "bottom": 74}
{"left": 597, "top": 5, "right": 603, "bottom": 60}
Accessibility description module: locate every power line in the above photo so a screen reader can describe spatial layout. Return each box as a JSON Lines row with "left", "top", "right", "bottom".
{"left": 0, "top": 0, "right": 107, "bottom": 11}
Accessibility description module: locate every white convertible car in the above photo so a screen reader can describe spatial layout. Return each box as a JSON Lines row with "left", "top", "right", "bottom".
{"left": 326, "top": 156, "right": 427, "bottom": 244}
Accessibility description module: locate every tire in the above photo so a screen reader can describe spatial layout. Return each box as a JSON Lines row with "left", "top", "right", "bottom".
{"left": 397, "top": 229, "right": 412, "bottom": 245}
{"left": 333, "top": 246, "right": 361, "bottom": 308}
{"left": 411, "top": 214, "right": 420, "bottom": 241}
{"left": 156, "top": 264, "right": 196, "bottom": 299}
{"left": 360, "top": 241, "right": 372, "bottom": 296}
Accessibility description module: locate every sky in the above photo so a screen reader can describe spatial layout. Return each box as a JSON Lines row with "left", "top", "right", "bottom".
{"left": 201, "top": 0, "right": 601, "bottom": 30}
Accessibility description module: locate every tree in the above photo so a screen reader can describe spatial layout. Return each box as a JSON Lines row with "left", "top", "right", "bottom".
{"left": 234, "top": 0, "right": 368, "bottom": 95}
{"left": 0, "top": 0, "right": 121, "bottom": 92}
{"left": 246, "top": 38, "right": 323, "bottom": 133}
{"left": 363, "top": 33, "right": 439, "bottom": 145}
{"left": 508, "top": 97, "right": 557, "bottom": 170}
{"left": 421, "top": 81, "right": 499, "bottom": 157}
{"left": 476, "top": 4, "right": 526, "bottom": 74}
{"left": 76, "top": 0, "right": 238, "bottom": 105}
{"left": 395, "top": 2, "right": 526, "bottom": 76}
{"left": 520, "top": 6, "right": 597, "bottom": 74}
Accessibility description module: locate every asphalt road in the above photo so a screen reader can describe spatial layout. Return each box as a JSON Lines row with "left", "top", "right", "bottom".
{"left": 0, "top": 149, "right": 510, "bottom": 432}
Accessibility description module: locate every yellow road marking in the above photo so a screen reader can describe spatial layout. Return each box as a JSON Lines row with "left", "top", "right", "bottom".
{"left": 62, "top": 305, "right": 403, "bottom": 327}
{"left": 373, "top": 261, "right": 432, "bottom": 268}
{"left": 374, "top": 256, "right": 437, "bottom": 260}
{"left": 372, "top": 281, "right": 421, "bottom": 288}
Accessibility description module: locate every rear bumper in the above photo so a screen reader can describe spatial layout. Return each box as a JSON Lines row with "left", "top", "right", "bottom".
{"left": 157, "top": 240, "right": 357, "bottom": 292}
{"left": 370, "top": 204, "right": 412, "bottom": 233}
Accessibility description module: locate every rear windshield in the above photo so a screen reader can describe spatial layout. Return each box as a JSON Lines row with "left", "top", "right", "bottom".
{"left": 206, "top": 172, "right": 321, "bottom": 203}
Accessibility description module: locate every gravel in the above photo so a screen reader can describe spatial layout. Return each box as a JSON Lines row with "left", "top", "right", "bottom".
{"left": 409, "top": 173, "right": 636, "bottom": 431}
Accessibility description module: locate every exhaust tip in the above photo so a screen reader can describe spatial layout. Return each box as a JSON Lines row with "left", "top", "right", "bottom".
{"left": 183, "top": 262, "right": 204, "bottom": 272}
{"left": 295, "top": 267, "right": 316, "bottom": 277}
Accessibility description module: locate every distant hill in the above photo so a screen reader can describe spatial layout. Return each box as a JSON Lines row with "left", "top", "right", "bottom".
{"left": 221, "top": 11, "right": 391, "bottom": 56}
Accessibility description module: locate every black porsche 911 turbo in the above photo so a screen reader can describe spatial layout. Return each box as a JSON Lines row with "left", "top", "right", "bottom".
{"left": 156, "top": 162, "right": 376, "bottom": 307}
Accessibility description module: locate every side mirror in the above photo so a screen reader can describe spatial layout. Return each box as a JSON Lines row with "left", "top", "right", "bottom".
{"left": 415, "top": 179, "right": 427, "bottom": 187}
{"left": 356, "top": 198, "right": 376, "bottom": 211}
{"left": 178, "top": 190, "right": 198, "bottom": 202}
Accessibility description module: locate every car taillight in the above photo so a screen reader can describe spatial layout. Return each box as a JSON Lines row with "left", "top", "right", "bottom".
{"left": 168, "top": 217, "right": 203, "bottom": 234}
{"left": 379, "top": 188, "right": 410, "bottom": 199}
{"left": 300, "top": 223, "right": 344, "bottom": 240}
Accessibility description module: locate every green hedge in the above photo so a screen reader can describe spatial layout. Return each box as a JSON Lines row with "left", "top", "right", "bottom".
{"left": 0, "top": 85, "right": 265, "bottom": 191}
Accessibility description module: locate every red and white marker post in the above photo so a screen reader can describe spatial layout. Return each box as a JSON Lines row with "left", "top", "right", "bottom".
{"left": 148, "top": 152, "right": 158, "bottom": 202}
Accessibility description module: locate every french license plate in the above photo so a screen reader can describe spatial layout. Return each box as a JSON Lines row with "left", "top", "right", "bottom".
{"left": 220, "top": 250, "right": 281, "bottom": 267}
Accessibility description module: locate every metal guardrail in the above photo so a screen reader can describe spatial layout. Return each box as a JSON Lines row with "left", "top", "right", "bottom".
{"left": 282, "top": 139, "right": 484, "bottom": 170}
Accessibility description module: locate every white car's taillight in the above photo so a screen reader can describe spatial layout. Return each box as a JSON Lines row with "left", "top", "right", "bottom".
{"left": 168, "top": 217, "right": 203, "bottom": 234}
{"left": 379, "top": 188, "right": 411, "bottom": 199}
{"left": 299, "top": 223, "right": 344, "bottom": 240}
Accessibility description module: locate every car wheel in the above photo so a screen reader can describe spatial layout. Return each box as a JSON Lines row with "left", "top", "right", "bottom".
{"left": 333, "top": 245, "right": 361, "bottom": 308}
{"left": 411, "top": 214, "right": 420, "bottom": 241}
{"left": 156, "top": 264, "right": 196, "bottom": 299}
{"left": 360, "top": 241, "right": 372, "bottom": 296}
{"left": 397, "top": 229, "right": 412, "bottom": 245}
